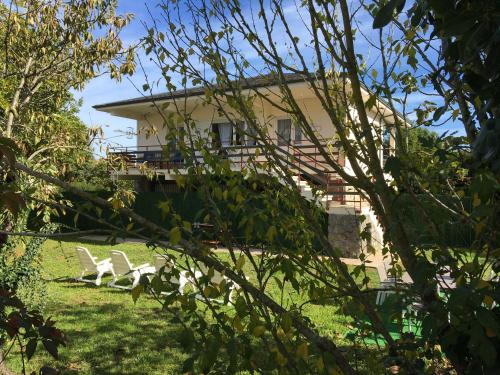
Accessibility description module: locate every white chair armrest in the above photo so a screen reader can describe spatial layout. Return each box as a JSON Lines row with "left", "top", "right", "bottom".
{"left": 97, "top": 258, "right": 112, "bottom": 265}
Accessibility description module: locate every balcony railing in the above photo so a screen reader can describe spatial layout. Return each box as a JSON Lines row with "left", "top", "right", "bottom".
{"left": 108, "top": 140, "right": 366, "bottom": 210}
{"left": 109, "top": 140, "right": 342, "bottom": 171}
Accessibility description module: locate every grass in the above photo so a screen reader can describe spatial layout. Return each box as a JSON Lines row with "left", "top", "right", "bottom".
{"left": 6, "top": 238, "right": 381, "bottom": 374}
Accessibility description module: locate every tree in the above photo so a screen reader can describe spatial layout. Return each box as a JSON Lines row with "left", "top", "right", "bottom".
{"left": 373, "top": 0, "right": 500, "bottom": 172}
{"left": 1, "top": 0, "right": 499, "bottom": 374}
{"left": 0, "top": 0, "right": 135, "bottom": 371}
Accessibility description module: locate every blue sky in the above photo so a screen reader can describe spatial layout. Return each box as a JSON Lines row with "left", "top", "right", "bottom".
{"left": 75, "top": 0, "right": 150, "bottom": 153}
{"left": 78, "top": 1, "right": 463, "bottom": 156}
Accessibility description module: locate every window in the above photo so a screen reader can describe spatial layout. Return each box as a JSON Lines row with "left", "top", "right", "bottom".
{"left": 235, "top": 121, "right": 245, "bottom": 145}
{"left": 168, "top": 126, "right": 184, "bottom": 162}
{"left": 382, "top": 127, "right": 392, "bottom": 162}
{"left": 245, "top": 123, "right": 258, "bottom": 146}
{"left": 212, "top": 122, "right": 233, "bottom": 147}
{"left": 277, "top": 119, "right": 292, "bottom": 145}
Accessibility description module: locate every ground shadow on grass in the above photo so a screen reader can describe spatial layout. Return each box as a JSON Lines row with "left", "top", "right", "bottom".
{"left": 57, "top": 236, "right": 145, "bottom": 247}
{"left": 41, "top": 301, "right": 187, "bottom": 374}
{"left": 341, "top": 344, "right": 386, "bottom": 374}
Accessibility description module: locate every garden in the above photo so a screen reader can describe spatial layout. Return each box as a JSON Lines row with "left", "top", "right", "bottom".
{"left": 6, "top": 238, "right": 381, "bottom": 374}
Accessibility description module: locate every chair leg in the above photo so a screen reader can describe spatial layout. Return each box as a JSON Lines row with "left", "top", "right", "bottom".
{"left": 76, "top": 270, "right": 86, "bottom": 282}
{"left": 131, "top": 271, "right": 141, "bottom": 289}
{"left": 108, "top": 275, "right": 118, "bottom": 287}
{"left": 178, "top": 273, "right": 189, "bottom": 295}
{"left": 95, "top": 270, "right": 105, "bottom": 286}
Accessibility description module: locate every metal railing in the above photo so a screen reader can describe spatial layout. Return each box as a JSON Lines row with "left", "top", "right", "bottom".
{"left": 108, "top": 139, "right": 366, "bottom": 211}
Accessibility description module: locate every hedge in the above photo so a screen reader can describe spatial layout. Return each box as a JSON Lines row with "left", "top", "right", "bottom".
{"left": 42, "top": 190, "right": 474, "bottom": 249}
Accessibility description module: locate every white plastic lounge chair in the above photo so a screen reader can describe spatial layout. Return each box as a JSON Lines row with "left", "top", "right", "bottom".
{"left": 376, "top": 279, "right": 399, "bottom": 306}
{"left": 108, "top": 250, "right": 155, "bottom": 290}
{"left": 75, "top": 246, "right": 114, "bottom": 286}
{"left": 195, "top": 263, "right": 241, "bottom": 302}
{"left": 153, "top": 255, "right": 191, "bottom": 294}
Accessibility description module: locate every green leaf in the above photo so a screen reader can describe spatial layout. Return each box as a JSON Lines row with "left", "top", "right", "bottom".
{"left": 39, "top": 366, "right": 59, "bottom": 375}
{"left": 178, "top": 328, "right": 195, "bottom": 351}
{"left": 235, "top": 295, "right": 248, "bottom": 317}
{"left": 384, "top": 156, "right": 402, "bottom": 179}
{"left": 0, "top": 136, "right": 20, "bottom": 167}
{"left": 478, "top": 338, "right": 497, "bottom": 366}
{"left": 477, "top": 309, "right": 500, "bottom": 336}
{"left": 182, "top": 357, "right": 195, "bottom": 373}
{"left": 42, "top": 340, "right": 59, "bottom": 359}
{"left": 365, "top": 94, "right": 377, "bottom": 110}
{"left": 252, "top": 325, "right": 266, "bottom": 337}
{"left": 235, "top": 254, "right": 245, "bottom": 270}
{"left": 26, "top": 339, "right": 37, "bottom": 360}
{"left": 373, "top": 0, "right": 406, "bottom": 29}
{"left": 433, "top": 105, "right": 447, "bottom": 121}
{"left": 281, "top": 312, "right": 292, "bottom": 333}
{"left": 169, "top": 226, "right": 181, "bottom": 244}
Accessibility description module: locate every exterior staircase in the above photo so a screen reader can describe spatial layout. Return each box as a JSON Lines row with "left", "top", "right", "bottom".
{"left": 291, "top": 175, "right": 337, "bottom": 211}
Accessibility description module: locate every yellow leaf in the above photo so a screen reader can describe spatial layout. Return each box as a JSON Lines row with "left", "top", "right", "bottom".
{"left": 485, "top": 327, "right": 496, "bottom": 338}
{"left": 483, "top": 295, "right": 494, "bottom": 308}
{"left": 203, "top": 286, "right": 212, "bottom": 298}
{"left": 131, "top": 284, "right": 144, "bottom": 303}
{"left": 328, "top": 367, "right": 342, "bottom": 375}
{"left": 276, "top": 327, "right": 286, "bottom": 341}
{"left": 316, "top": 358, "right": 325, "bottom": 371}
{"left": 473, "top": 193, "right": 481, "bottom": 208}
{"left": 252, "top": 325, "right": 266, "bottom": 337}
{"left": 276, "top": 352, "right": 287, "bottom": 367}
{"left": 232, "top": 316, "right": 244, "bottom": 332}
{"left": 475, "top": 220, "right": 486, "bottom": 235}
{"left": 477, "top": 279, "right": 490, "bottom": 290}
{"left": 169, "top": 227, "right": 182, "bottom": 244}
{"left": 296, "top": 342, "right": 309, "bottom": 361}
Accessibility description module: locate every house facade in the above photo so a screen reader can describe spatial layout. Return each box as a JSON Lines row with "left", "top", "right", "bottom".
{"left": 95, "top": 74, "right": 396, "bottom": 255}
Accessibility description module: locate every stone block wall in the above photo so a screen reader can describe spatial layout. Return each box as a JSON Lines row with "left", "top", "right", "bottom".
{"left": 328, "top": 206, "right": 383, "bottom": 258}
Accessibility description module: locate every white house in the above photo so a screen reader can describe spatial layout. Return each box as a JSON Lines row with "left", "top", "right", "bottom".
{"left": 95, "top": 73, "right": 397, "bottom": 255}
{"left": 95, "top": 74, "right": 395, "bottom": 203}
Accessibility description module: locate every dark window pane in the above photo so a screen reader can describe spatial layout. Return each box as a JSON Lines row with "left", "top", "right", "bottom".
{"left": 294, "top": 124, "right": 302, "bottom": 144}
{"left": 277, "top": 119, "right": 291, "bottom": 145}
{"left": 235, "top": 121, "right": 245, "bottom": 145}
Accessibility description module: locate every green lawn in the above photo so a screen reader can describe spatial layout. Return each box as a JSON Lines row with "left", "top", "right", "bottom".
{"left": 6, "top": 239, "right": 380, "bottom": 374}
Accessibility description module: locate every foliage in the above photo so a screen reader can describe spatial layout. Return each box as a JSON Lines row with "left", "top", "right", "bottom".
{"left": 70, "top": 158, "right": 133, "bottom": 192}
{"left": 0, "top": 288, "right": 66, "bottom": 374}
{"left": 1, "top": 0, "right": 499, "bottom": 374}
{"left": 374, "top": 0, "right": 500, "bottom": 172}
{"left": 400, "top": 127, "right": 469, "bottom": 193}
{"left": 0, "top": 1, "right": 135, "bottom": 373}
{"left": 134, "top": 0, "right": 498, "bottom": 373}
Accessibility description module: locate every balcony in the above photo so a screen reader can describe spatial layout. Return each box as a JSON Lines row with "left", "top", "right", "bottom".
{"left": 108, "top": 141, "right": 366, "bottom": 210}
{"left": 108, "top": 140, "right": 343, "bottom": 177}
